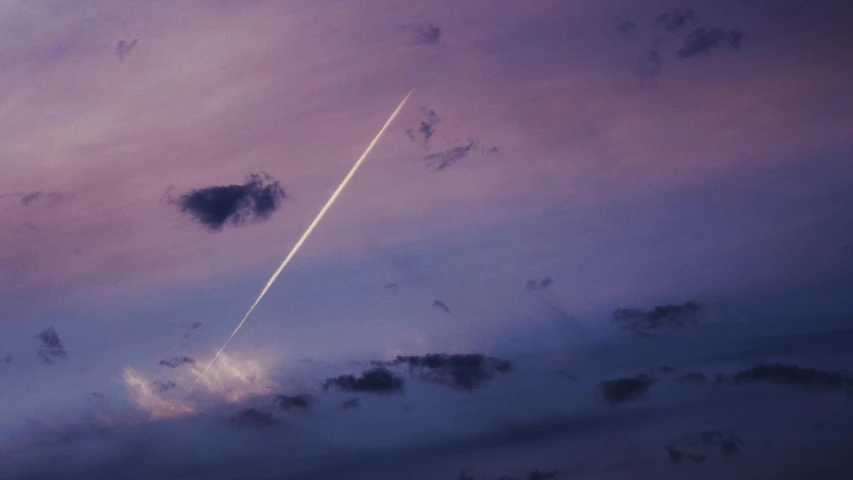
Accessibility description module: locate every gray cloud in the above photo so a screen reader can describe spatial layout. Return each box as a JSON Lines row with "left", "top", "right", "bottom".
{"left": 324, "top": 367, "right": 405, "bottom": 394}
{"left": 159, "top": 356, "right": 196, "bottom": 368}
{"left": 340, "top": 397, "right": 360, "bottom": 409}
{"left": 227, "top": 408, "right": 278, "bottom": 429}
{"left": 275, "top": 394, "right": 314, "bottom": 411}
{"left": 390, "top": 353, "right": 513, "bottom": 391}
{"left": 425, "top": 139, "right": 479, "bottom": 171}
{"left": 725, "top": 363, "right": 853, "bottom": 391}
{"left": 433, "top": 300, "right": 451, "bottom": 313}
{"left": 677, "top": 27, "right": 744, "bottom": 58}
{"left": 403, "top": 22, "right": 442, "bottom": 46}
{"left": 599, "top": 374, "right": 655, "bottom": 404}
{"left": 617, "top": 20, "right": 637, "bottom": 34}
{"left": 612, "top": 301, "right": 701, "bottom": 337}
{"left": 20, "top": 190, "right": 65, "bottom": 207}
{"left": 664, "top": 430, "right": 743, "bottom": 465}
{"left": 35, "top": 326, "right": 66, "bottom": 363}
{"left": 172, "top": 173, "right": 286, "bottom": 231}
{"left": 384, "top": 283, "right": 399, "bottom": 294}
{"left": 406, "top": 108, "right": 440, "bottom": 149}
{"left": 153, "top": 380, "right": 177, "bottom": 392}
{"left": 116, "top": 39, "right": 138, "bottom": 60}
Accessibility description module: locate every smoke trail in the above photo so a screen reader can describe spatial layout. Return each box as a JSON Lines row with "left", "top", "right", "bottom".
{"left": 186, "top": 91, "right": 413, "bottom": 397}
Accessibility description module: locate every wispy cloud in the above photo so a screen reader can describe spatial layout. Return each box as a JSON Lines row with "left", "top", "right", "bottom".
{"left": 159, "top": 356, "right": 196, "bottom": 368}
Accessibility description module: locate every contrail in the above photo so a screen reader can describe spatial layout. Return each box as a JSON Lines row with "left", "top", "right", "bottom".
{"left": 186, "top": 91, "right": 413, "bottom": 397}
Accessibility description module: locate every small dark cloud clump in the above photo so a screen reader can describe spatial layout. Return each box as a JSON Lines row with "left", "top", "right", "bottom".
{"left": 91, "top": 392, "right": 105, "bottom": 400}
{"left": 612, "top": 301, "right": 700, "bottom": 337}
{"left": 617, "top": 20, "right": 637, "bottom": 34}
{"left": 425, "top": 139, "right": 479, "bottom": 171}
{"left": 406, "top": 108, "right": 440, "bottom": 148}
{"left": 324, "top": 367, "right": 405, "bottom": 395}
{"left": 227, "top": 408, "right": 278, "bottom": 429}
{"left": 385, "top": 282, "right": 400, "bottom": 294}
{"left": 391, "top": 353, "right": 513, "bottom": 391}
{"left": 726, "top": 363, "right": 853, "bottom": 391}
{"left": 116, "top": 39, "right": 138, "bottom": 60}
{"left": 665, "top": 430, "right": 743, "bottom": 464}
{"left": 36, "top": 327, "right": 66, "bottom": 363}
{"left": 173, "top": 173, "right": 286, "bottom": 231}
{"left": 404, "top": 22, "right": 442, "bottom": 45}
{"left": 275, "top": 394, "right": 314, "bottom": 411}
{"left": 341, "top": 397, "right": 361, "bottom": 409}
{"left": 656, "top": 8, "right": 695, "bottom": 32}
{"left": 433, "top": 300, "right": 451, "bottom": 313}
{"left": 525, "top": 277, "right": 553, "bottom": 292}
{"left": 677, "top": 27, "right": 744, "bottom": 58}
{"left": 159, "top": 356, "right": 196, "bottom": 368}
{"left": 20, "top": 191, "right": 64, "bottom": 207}
{"left": 153, "top": 380, "right": 177, "bottom": 392}
{"left": 599, "top": 374, "right": 655, "bottom": 404}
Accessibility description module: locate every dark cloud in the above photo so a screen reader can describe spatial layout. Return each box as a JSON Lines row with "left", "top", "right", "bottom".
{"left": 116, "top": 39, "right": 138, "bottom": 60}
{"left": 4, "top": 355, "right": 12, "bottom": 363}
{"left": 676, "top": 372, "right": 708, "bottom": 384}
{"left": 726, "top": 363, "right": 853, "bottom": 391}
{"left": 91, "top": 392, "right": 105, "bottom": 400}
{"left": 227, "top": 408, "right": 278, "bottom": 429}
{"left": 425, "top": 139, "right": 479, "bottom": 171}
{"left": 159, "top": 356, "right": 196, "bottom": 368}
{"left": 525, "top": 277, "right": 553, "bottom": 292}
{"left": 406, "top": 108, "right": 440, "bottom": 149}
{"left": 190, "top": 322, "right": 203, "bottom": 329}
{"left": 20, "top": 190, "right": 64, "bottom": 207}
{"left": 340, "top": 397, "right": 360, "bottom": 409}
{"left": 391, "top": 353, "right": 513, "bottom": 391}
{"left": 323, "top": 367, "right": 405, "bottom": 395}
{"left": 35, "top": 326, "right": 66, "bottom": 363}
{"left": 275, "top": 394, "right": 314, "bottom": 411}
{"left": 612, "top": 300, "right": 701, "bottom": 337}
{"left": 385, "top": 283, "right": 399, "bottom": 294}
{"left": 664, "top": 445, "right": 706, "bottom": 465}
{"left": 638, "top": 50, "right": 662, "bottom": 78}
{"left": 404, "top": 22, "right": 442, "bottom": 45}
{"left": 617, "top": 20, "right": 637, "bottom": 34}
{"left": 173, "top": 173, "right": 286, "bottom": 231}
{"left": 153, "top": 380, "right": 177, "bottom": 392}
{"left": 655, "top": 9, "right": 695, "bottom": 32}
{"left": 598, "top": 374, "right": 655, "bottom": 404}
{"left": 665, "top": 430, "right": 743, "bottom": 465}
{"left": 658, "top": 365, "right": 674, "bottom": 374}
{"left": 677, "top": 27, "right": 744, "bottom": 58}
{"left": 433, "top": 300, "right": 451, "bottom": 313}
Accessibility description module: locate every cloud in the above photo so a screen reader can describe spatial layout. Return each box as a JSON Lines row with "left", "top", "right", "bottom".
{"left": 35, "top": 326, "right": 66, "bottom": 363}
{"left": 424, "top": 139, "right": 479, "bottom": 171}
{"left": 4, "top": 355, "right": 13, "bottom": 363}
{"left": 20, "top": 190, "right": 65, "bottom": 207}
{"left": 385, "top": 282, "right": 400, "bottom": 294}
{"left": 116, "top": 39, "right": 138, "bottom": 60}
{"left": 598, "top": 374, "right": 655, "bottom": 404}
{"left": 617, "top": 20, "right": 637, "bottom": 34}
{"left": 403, "top": 22, "right": 442, "bottom": 46}
{"left": 172, "top": 173, "right": 286, "bottom": 231}
{"left": 406, "top": 108, "right": 440, "bottom": 149}
{"left": 664, "top": 445, "right": 706, "bottom": 465}
{"left": 159, "top": 356, "right": 196, "bottom": 368}
{"left": 525, "top": 277, "right": 553, "bottom": 292}
{"left": 655, "top": 9, "right": 696, "bottom": 32}
{"left": 677, "top": 27, "right": 744, "bottom": 58}
{"left": 227, "top": 408, "right": 278, "bottom": 429}
{"left": 340, "top": 397, "right": 360, "bottom": 409}
{"left": 726, "top": 363, "right": 853, "bottom": 391}
{"left": 638, "top": 50, "right": 662, "bottom": 78}
{"left": 612, "top": 301, "right": 701, "bottom": 337}
{"left": 275, "top": 394, "right": 314, "bottom": 411}
{"left": 91, "top": 392, "right": 105, "bottom": 400}
{"left": 324, "top": 367, "right": 405, "bottom": 394}
{"left": 153, "top": 380, "right": 177, "bottom": 392}
{"left": 391, "top": 353, "right": 513, "bottom": 391}
{"left": 665, "top": 430, "right": 743, "bottom": 465}
{"left": 433, "top": 300, "right": 451, "bottom": 313}
{"left": 675, "top": 372, "right": 708, "bottom": 383}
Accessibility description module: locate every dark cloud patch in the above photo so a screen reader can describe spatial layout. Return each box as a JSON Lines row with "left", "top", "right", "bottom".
{"left": 612, "top": 300, "right": 701, "bottom": 337}
{"left": 91, "top": 392, "right": 105, "bottom": 400}
{"left": 324, "top": 367, "right": 404, "bottom": 395}
{"left": 35, "top": 327, "right": 66, "bottom": 363}
{"left": 638, "top": 50, "right": 662, "bottom": 78}
{"left": 677, "top": 27, "right": 744, "bottom": 58}
{"left": 227, "top": 408, "right": 278, "bottom": 429}
{"left": 665, "top": 430, "right": 743, "bottom": 465}
{"left": 433, "top": 300, "right": 451, "bottom": 313}
{"left": 115, "top": 39, "right": 138, "bottom": 60}
{"left": 655, "top": 9, "right": 695, "bottom": 32}
{"left": 406, "top": 108, "right": 440, "bottom": 149}
{"left": 159, "top": 356, "right": 196, "bottom": 368}
{"left": 525, "top": 277, "right": 553, "bottom": 292}
{"left": 173, "top": 173, "right": 286, "bottom": 231}
{"left": 676, "top": 372, "right": 708, "bottom": 384}
{"left": 153, "top": 380, "right": 177, "bottom": 393}
{"left": 617, "top": 20, "right": 637, "bottom": 34}
{"left": 340, "top": 397, "right": 360, "bottom": 409}
{"left": 425, "top": 139, "right": 479, "bottom": 171}
{"left": 4, "top": 355, "right": 12, "bottom": 363}
{"left": 664, "top": 445, "right": 706, "bottom": 465}
{"left": 391, "top": 353, "right": 513, "bottom": 391}
{"left": 190, "top": 322, "right": 203, "bottom": 329}
{"left": 599, "top": 374, "right": 655, "bottom": 404}
{"left": 275, "top": 394, "right": 314, "bottom": 411}
{"left": 727, "top": 363, "right": 853, "bottom": 391}
{"left": 20, "top": 191, "right": 64, "bottom": 207}
{"left": 385, "top": 282, "right": 399, "bottom": 294}
{"left": 403, "top": 22, "right": 442, "bottom": 46}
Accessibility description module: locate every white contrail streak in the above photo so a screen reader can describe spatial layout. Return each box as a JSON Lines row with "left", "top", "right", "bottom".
{"left": 186, "top": 91, "right": 413, "bottom": 397}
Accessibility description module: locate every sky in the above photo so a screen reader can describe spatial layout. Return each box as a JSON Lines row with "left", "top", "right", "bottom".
{"left": 1, "top": 0, "right": 852, "bottom": 478}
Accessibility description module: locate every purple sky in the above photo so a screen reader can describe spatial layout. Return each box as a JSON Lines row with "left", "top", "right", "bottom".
{"left": 1, "top": 1, "right": 852, "bottom": 478}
